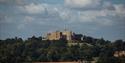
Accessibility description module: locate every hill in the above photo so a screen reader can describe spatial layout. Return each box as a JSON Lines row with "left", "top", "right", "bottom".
{"left": 0, "top": 35, "right": 125, "bottom": 63}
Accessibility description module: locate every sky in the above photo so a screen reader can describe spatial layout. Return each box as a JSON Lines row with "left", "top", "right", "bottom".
{"left": 0, "top": 0, "right": 125, "bottom": 41}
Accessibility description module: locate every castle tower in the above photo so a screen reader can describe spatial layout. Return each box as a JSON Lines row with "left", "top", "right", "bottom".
{"left": 62, "top": 30, "right": 73, "bottom": 40}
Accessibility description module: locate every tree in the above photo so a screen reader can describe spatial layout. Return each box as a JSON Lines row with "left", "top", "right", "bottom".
{"left": 96, "top": 56, "right": 119, "bottom": 63}
{"left": 113, "top": 39, "right": 124, "bottom": 51}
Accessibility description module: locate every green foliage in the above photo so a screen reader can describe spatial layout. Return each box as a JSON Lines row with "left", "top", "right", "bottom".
{"left": 0, "top": 36, "right": 125, "bottom": 63}
{"left": 96, "top": 56, "right": 119, "bottom": 63}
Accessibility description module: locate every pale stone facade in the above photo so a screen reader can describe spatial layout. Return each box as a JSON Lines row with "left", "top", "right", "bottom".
{"left": 46, "top": 30, "right": 82, "bottom": 40}
{"left": 114, "top": 51, "right": 125, "bottom": 57}
{"left": 62, "top": 30, "right": 73, "bottom": 40}
{"left": 47, "top": 31, "right": 62, "bottom": 40}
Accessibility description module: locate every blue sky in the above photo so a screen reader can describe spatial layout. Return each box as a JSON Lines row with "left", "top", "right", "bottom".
{"left": 0, "top": 0, "right": 125, "bottom": 41}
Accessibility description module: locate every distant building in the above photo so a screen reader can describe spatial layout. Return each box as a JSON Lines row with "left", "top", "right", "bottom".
{"left": 62, "top": 30, "right": 73, "bottom": 40}
{"left": 114, "top": 51, "right": 125, "bottom": 57}
{"left": 46, "top": 30, "right": 83, "bottom": 40}
{"left": 47, "top": 31, "right": 63, "bottom": 40}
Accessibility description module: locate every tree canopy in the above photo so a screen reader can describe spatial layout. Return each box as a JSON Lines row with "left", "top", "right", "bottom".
{"left": 0, "top": 36, "right": 125, "bottom": 63}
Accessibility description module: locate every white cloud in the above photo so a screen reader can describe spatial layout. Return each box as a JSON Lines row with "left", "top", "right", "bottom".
{"left": 65, "top": 0, "right": 100, "bottom": 8}
{"left": 79, "top": 10, "right": 106, "bottom": 18}
{"left": 24, "top": 16, "right": 34, "bottom": 23}
{"left": 76, "top": 3, "right": 125, "bottom": 25}
{"left": 59, "top": 10, "right": 71, "bottom": 20}
{"left": 101, "top": 4, "right": 125, "bottom": 19}
{"left": 114, "top": 4, "right": 125, "bottom": 17}
{"left": 102, "top": 2, "right": 125, "bottom": 16}
{"left": 64, "top": 1, "right": 124, "bottom": 26}
{"left": 17, "top": 16, "right": 34, "bottom": 30}
{"left": 17, "top": 1, "right": 125, "bottom": 27}
{"left": 22, "top": 3, "right": 45, "bottom": 14}
{"left": 78, "top": 10, "right": 113, "bottom": 26}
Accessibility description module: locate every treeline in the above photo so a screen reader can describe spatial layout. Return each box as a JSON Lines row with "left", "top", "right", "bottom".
{"left": 0, "top": 35, "right": 125, "bottom": 63}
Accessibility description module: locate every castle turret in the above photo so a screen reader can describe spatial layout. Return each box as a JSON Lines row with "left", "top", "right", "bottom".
{"left": 62, "top": 30, "right": 73, "bottom": 40}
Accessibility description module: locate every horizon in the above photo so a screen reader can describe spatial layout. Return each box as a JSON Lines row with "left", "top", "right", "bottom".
{"left": 0, "top": 29, "right": 124, "bottom": 42}
{"left": 0, "top": 0, "right": 125, "bottom": 41}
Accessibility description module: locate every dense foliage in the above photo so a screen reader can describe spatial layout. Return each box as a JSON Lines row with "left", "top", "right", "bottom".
{"left": 0, "top": 36, "right": 125, "bottom": 63}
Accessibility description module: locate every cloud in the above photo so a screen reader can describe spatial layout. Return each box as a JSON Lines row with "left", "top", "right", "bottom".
{"left": 102, "top": 2, "right": 125, "bottom": 16}
{"left": 59, "top": 10, "right": 72, "bottom": 20}
{"left": 3, "top": 0, "right": 125, "bottom": 27}
{"left": 0, "top": 0, "right": 125, "bottom": 40}
{"left": 102, "top": 2, "right": 115, "bottom": 10}
{"left": 17, "top": 24, "right": 25, "bottom": 30}
{"left": 17, "top": 16, "right": 34, "bottom": 30}
{"left": 20, "top": 3, "right": 46, "bottom": 14}
{"left": 114, "top": 4, "right": 125, "bottom": 17}
{"left": 0, "top": 0, "right": 25, "bottom": 5}
{"left": 65, "top": 0, "right": 101, "bottom": 8}
{"left": 23, "top": 16, "right": 34, "bottom": 23}
{"left": 66, "top": 2, "right": 125, "bottom": 26}
{"left": 76, "top": 10, "right": 113, "bottom": 26}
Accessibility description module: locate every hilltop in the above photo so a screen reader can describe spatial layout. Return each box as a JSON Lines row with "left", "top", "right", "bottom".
{"left": 0, "top": 34, "right": 125, "bottom": 63}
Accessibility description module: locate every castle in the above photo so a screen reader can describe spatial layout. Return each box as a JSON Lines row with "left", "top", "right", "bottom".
{"left": 114, "top": 51, "right": 125, "bottom": 57}
{"left": 46, "top": 30, "right": 83, "bottom": 41}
